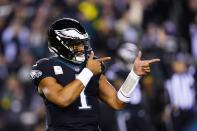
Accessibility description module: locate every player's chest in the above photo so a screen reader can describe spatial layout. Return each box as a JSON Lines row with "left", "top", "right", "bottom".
{"left": 52, "top": 64, "right": 99, "bottom": 96}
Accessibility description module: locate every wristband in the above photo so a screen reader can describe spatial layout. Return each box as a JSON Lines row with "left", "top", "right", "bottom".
{"left": 117, "top": 68, "right": 141, "bottom": 103}
{"left": 76, "top": 68, "right": 93, "bottom": 87}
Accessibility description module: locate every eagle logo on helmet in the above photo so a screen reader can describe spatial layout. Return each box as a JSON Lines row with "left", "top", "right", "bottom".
{"left": 54, "top": 28, "right": 88, "bottom": 39}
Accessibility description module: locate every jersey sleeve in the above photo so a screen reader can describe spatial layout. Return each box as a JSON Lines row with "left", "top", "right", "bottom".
{"left": 30, "top": 59, "right": 53, "bottom": 87}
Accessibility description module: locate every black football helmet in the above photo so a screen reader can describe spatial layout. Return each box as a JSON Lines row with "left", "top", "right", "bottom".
{"left": 117, "top": 43, "right": 139, "bottom": 70}
{"left": 48, "top": 18, "right": 92, "bottom": 64}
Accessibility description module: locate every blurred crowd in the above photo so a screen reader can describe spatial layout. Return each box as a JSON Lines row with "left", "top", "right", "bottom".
{"left": 0, "top": 0, "right": 197, "bottom": 131}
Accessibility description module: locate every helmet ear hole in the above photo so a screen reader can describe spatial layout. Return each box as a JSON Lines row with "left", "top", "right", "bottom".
{"left": 48, "top": 18, "right": 91, "bottom": 64}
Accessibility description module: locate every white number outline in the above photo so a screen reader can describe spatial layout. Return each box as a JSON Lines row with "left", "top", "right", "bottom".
{"left": 78, "top": 89, "right": 91, "bottom": 110}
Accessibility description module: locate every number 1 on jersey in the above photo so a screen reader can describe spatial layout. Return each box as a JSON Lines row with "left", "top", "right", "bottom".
{"left": 79, "top": 89, "right": 91, "bottom": 110}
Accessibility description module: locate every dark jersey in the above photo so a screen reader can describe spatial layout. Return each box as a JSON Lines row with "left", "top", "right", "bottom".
{"left": 30, "top": 56, "right": 102, "bottom": 131}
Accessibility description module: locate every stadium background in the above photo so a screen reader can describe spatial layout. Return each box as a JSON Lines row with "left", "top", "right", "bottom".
{"left": 0, "top": 0, "right": 197, "bottom": 131}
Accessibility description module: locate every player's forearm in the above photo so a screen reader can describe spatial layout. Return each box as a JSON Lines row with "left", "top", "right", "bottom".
{"left": 108, "top": 69, "right": 140, "bottom": 109}
{"left": 57, "top": 80, "right": 85, "bottom": 107}
{"left": 58, "top": 68, "right": 93, "bottom": 107}
{"left": 117, "top": 68, "right": 140, "bottom": 103}
{"left": 40, "top": 78, "right": 85, "bottom": 107}
{"left": 112, "top": 95, "right": 126, "bottom": 110}
{"left": 98, "top": 75, "right": 125, "bottom": 110}
{"left": 40, "top": 68, "right": 93, "bottom": 108}
{"left": 101, "top": 90, "right": 126, "bottom": 110}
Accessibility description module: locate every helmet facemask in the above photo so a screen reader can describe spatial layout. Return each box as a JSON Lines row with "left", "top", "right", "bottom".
{"left": 67, "top": 40, "right": 92, "bottom": 64}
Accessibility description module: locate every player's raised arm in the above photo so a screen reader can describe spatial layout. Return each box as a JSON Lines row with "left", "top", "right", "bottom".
{"left": 117, "top": 51, "right": 160, "bottom": 102}
{"left": 38, "top": 76, "right": 85, "bottom": 107}
{"left": 99, "top": 50, "right": 160, "bottom": 109}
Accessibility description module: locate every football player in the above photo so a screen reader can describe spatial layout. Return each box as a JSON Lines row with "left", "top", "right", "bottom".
{"left": 30, "top": 18, "right": 160, "bottom": 131}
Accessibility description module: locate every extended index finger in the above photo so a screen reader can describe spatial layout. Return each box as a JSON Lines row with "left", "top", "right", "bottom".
{"left": 148, "top": 58, "right": 160, "bottom": 64}
{"left": 97, "top": 57, "right": 111, "bottom": 62}
{"left": 88, "top": 51, "right": 94, "bottom": 60}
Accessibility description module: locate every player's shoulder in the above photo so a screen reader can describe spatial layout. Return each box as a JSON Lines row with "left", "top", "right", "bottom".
{"left": 34, "top": 57, "right": 51, "bottom": 65}
{"left": 32, "top": 57, "right": 54, "bottom": 69}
